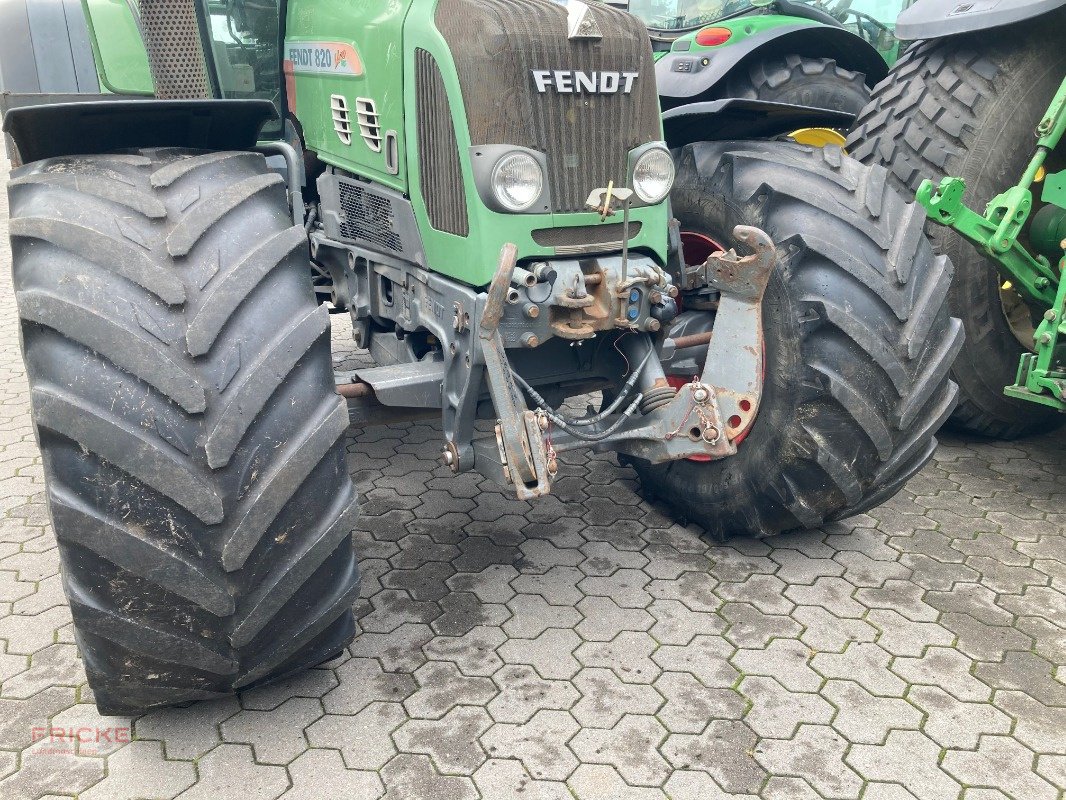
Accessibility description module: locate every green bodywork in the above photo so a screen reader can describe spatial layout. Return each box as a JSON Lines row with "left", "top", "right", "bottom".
{"left": 645, "top": 3, "right": 905, "bottom": 66}
{"left": 917, "top": 77, "right": 1066, "bottom": 412}
{"left": 657, "top": 14, "right": 821, "bottom": 61}
{"left": 79, "top": 0, "right": 671, "bottom": 289}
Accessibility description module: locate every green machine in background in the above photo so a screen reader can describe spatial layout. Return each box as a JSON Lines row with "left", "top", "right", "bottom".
{"left": 917, "top": 80, "right": 1066, "bottom": 413}
{"left": 1, "top": 0, "right": 958, "bottom": 714}
{"left": 847, "top": 0, "right": 1066, "bottom": 435}
{"left": 628, "top": 0, "right": 909, "bottom": 119}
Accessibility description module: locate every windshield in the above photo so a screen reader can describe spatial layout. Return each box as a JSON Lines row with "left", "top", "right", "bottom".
{"left": 627, "top": 0, "right": 756, "bottom": 31}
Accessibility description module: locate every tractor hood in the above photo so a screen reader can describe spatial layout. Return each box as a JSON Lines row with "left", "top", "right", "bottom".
{"left": 896, "top": 0, "right": 1066, "bottom": 40}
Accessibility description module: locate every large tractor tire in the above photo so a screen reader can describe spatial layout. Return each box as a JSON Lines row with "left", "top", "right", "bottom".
{"left": 8, "top": 148, "right": 360, "bottom": 714}
{"left": 726, "top": 55, "right": 871, "bottom": 115}
{"left": 845, "top": 21, "right": 1066, "bottom": 439}
{"left": 631, "top": 142, "right": 962, "bottom": 539}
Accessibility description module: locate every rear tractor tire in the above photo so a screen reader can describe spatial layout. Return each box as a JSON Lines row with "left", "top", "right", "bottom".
{"left": 9, "top": 148, "right": 360, "bottom": 714}
{"left": 630, "top": 141, "right": 962, "bottom": 539}
{"left": 845, "top": 21, "right": 1066, "bottom": 438}
{"left": 726, "top": 54, "right": 871, "bottom": 116}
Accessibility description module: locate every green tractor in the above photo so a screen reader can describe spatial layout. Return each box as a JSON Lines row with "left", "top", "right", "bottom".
{"left": 631, "top": 0, "right": 909, "bottom": 120}
{"left": 848, "top": 0, "right": 1066, "bottom": 436}
{"left": 1, "top": 0, "right": 958, "bottom": 713}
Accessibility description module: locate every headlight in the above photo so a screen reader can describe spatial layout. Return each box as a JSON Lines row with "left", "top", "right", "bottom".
{"left": 491, "top": 152, "right": 545, "bottom": 212}
{"left": 632, "top": 146, "right": 675, "bottom": 204}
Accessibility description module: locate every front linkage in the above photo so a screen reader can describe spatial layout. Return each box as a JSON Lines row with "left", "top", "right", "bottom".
{"left": 330, "top": 205, "right": 776, "bottom": 500}
{"left": 916, "top": 77, "right": 1066, "bottom": 412}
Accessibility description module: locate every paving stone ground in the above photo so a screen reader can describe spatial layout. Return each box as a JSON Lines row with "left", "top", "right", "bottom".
{"left": 0, "top": 141, "right": 1064, "bottom": 800}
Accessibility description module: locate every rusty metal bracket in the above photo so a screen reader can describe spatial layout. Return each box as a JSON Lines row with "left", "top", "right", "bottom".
{"left": 479, "top": 244, "right": 553, "bottom": 499}
{"left": 697, "top": 226, "right": 777, "bottom": 442}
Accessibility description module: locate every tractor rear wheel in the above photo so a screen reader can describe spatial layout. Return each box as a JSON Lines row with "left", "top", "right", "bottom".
{"left": 845, "top": 22, "right": 1066, "bottom": 438}
{"left": 9, "top": 148, "right": 360, "bottom": 714}
{"left": 726, "top": 55, "right": 871, "bottom": 115}
{"left": 630, "top": 141, "right": 962, "bottom": 539}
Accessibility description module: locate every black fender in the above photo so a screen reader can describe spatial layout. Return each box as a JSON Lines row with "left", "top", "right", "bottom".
{"left": 656, "top": 23, "right": 889, "bottom": 107}
{"left": 896, "top": 0, "right": 1066, "bottom": 40}
{"left": 2, "top": 99, "right": 277, "bottom": 164}
{"left": 661, "top": 98, "right": 855, "bottom": 149}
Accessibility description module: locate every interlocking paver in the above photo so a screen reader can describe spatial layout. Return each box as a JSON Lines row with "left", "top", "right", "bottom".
{"left": 847, "top": 730, "right": 961, "bottom": 800}
{"left": 393, "top": 705, "right": 492, "bottom": 774}
{"left": 654, "top": 671, "right": 746, "bottom": 734}
{"left": 661, "top": 719, "right": 766, "bottom": 794}
{"left": 174, "top": 743, "right": 288, "bottom": 800}
{"left": 219, "top": 697, "right": 322, "bottom": 765}
{"left": 822, "top": 680, "right": 922, "bottom": 744}
{"left": 740, "top": 676, "right": 834, "bottom": 739}
{"left": 480, "top": 709, "right": 580, "bottom": 781}
{"left": 909, "top": 684, "right": 1012, "bottom": 749}
{"left": 80, "top": 741, "right": 196, "bottom": 800}
{"left": 487, "top": 664, "right": 579, "bottom": 723}
{"left": 403, "top": 661, "right": 497, "bottom": 719}
{"left": 569, "top": 714, "right": 670, "bottom": 787}
{"left": 571, "top": 667, "right": 663, "bottom": 728}
{"left": 282, "top": 749, "right": 383, "bottom": 800}
{"left": 733, "top": 639, "right": 823, "bottom": 692}
{"left": 0, "top": 136, "right": 1064, "bottom": 800}
{"left": 472, "top": 758, "right": 571, "bottom": 800}
{"left": 942, "top": 736, "right": 1059, "bottom": 800}
{"left": 754, "top": 724, "right": 862, "bottom": 799}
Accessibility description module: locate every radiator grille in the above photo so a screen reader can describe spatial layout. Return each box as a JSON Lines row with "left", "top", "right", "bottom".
{"left": 338, "top": 180, "right": 404, "bottom": 255}
{"left": 137, "top": 0, "right": 212, "bottom": 99}
{"left": 415, "top": 50, "right": 469, "bottom": 237}
{"left": 435, "top": 0, "right": 660, "bottom": 214}
{"left": 532, "top": 222, "right": 642, "bottom": 254}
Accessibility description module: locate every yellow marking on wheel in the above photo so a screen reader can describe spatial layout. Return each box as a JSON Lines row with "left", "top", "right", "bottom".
{"left": 788, "top": 128, "right": 847, "bottom": 149}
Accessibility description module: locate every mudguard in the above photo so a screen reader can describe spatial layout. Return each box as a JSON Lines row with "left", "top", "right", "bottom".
{"left": 896, "top": 0, "right": 1066, "bottom": 40}
{"left": 661, "top": 98, "right": 854, "bottom": 148}
{"left": 2, "top": 100, "right": 277, "bottom": 163}
{"left": 657, "top": 22, "right": 888, "bottom": 104}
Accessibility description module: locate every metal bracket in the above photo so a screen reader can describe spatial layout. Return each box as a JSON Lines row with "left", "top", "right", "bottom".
{"left": 697, "top": 226, "right": 776, "bottom": 442}
{"left": 479, "top": 244, "right": 554, "bottom": 498}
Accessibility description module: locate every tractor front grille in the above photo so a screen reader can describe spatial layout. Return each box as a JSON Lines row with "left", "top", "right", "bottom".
{"left": 137, "top": 0, "right": 212, "bottom": 99}
{"left": 435, "top": 0, "right": 660, "bottom": 214}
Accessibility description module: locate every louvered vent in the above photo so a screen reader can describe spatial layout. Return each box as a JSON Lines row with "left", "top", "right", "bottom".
{"left": 355, "top": 98, "right": 383, "bottom": 152}
{"left": 330, "top": 94, "right": 352, "bottom": 145}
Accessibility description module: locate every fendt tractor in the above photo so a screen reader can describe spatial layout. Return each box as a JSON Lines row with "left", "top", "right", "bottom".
{"left": 0, "top": 0, "right": 959, "bottom": 713}
{"left": 848, "top": 0, "right": 1066, "bottom": 437}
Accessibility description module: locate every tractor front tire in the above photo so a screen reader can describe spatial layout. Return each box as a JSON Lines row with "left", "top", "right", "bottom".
{"left": 631, "top": 142, "right": 962, "bottom": 539}
{"left": 9, "top": 148, "right": 360, "bottom": 714}
{"left": 726, "top": 55, "right": 871, "bottom": 115}
{"left": 845, "top": 22, "right": 1066, "bottom": 438}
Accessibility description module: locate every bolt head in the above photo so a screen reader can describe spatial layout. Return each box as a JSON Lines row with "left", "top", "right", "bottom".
{"left": 693, "top": 387, "right": 709, "bottom": 403}
{"left": 1045, "top": 309, "right": 1058, "bottom": 322}
{"left": 441, "top": 450, "right": 455, "bottom": 466}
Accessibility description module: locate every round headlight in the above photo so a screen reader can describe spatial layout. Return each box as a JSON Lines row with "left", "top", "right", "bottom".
{"left": 491, "top": 152, "right": 544, "bottom": 212}
{"left": 632, "top": 147, "right": 675, "bottom": 204}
